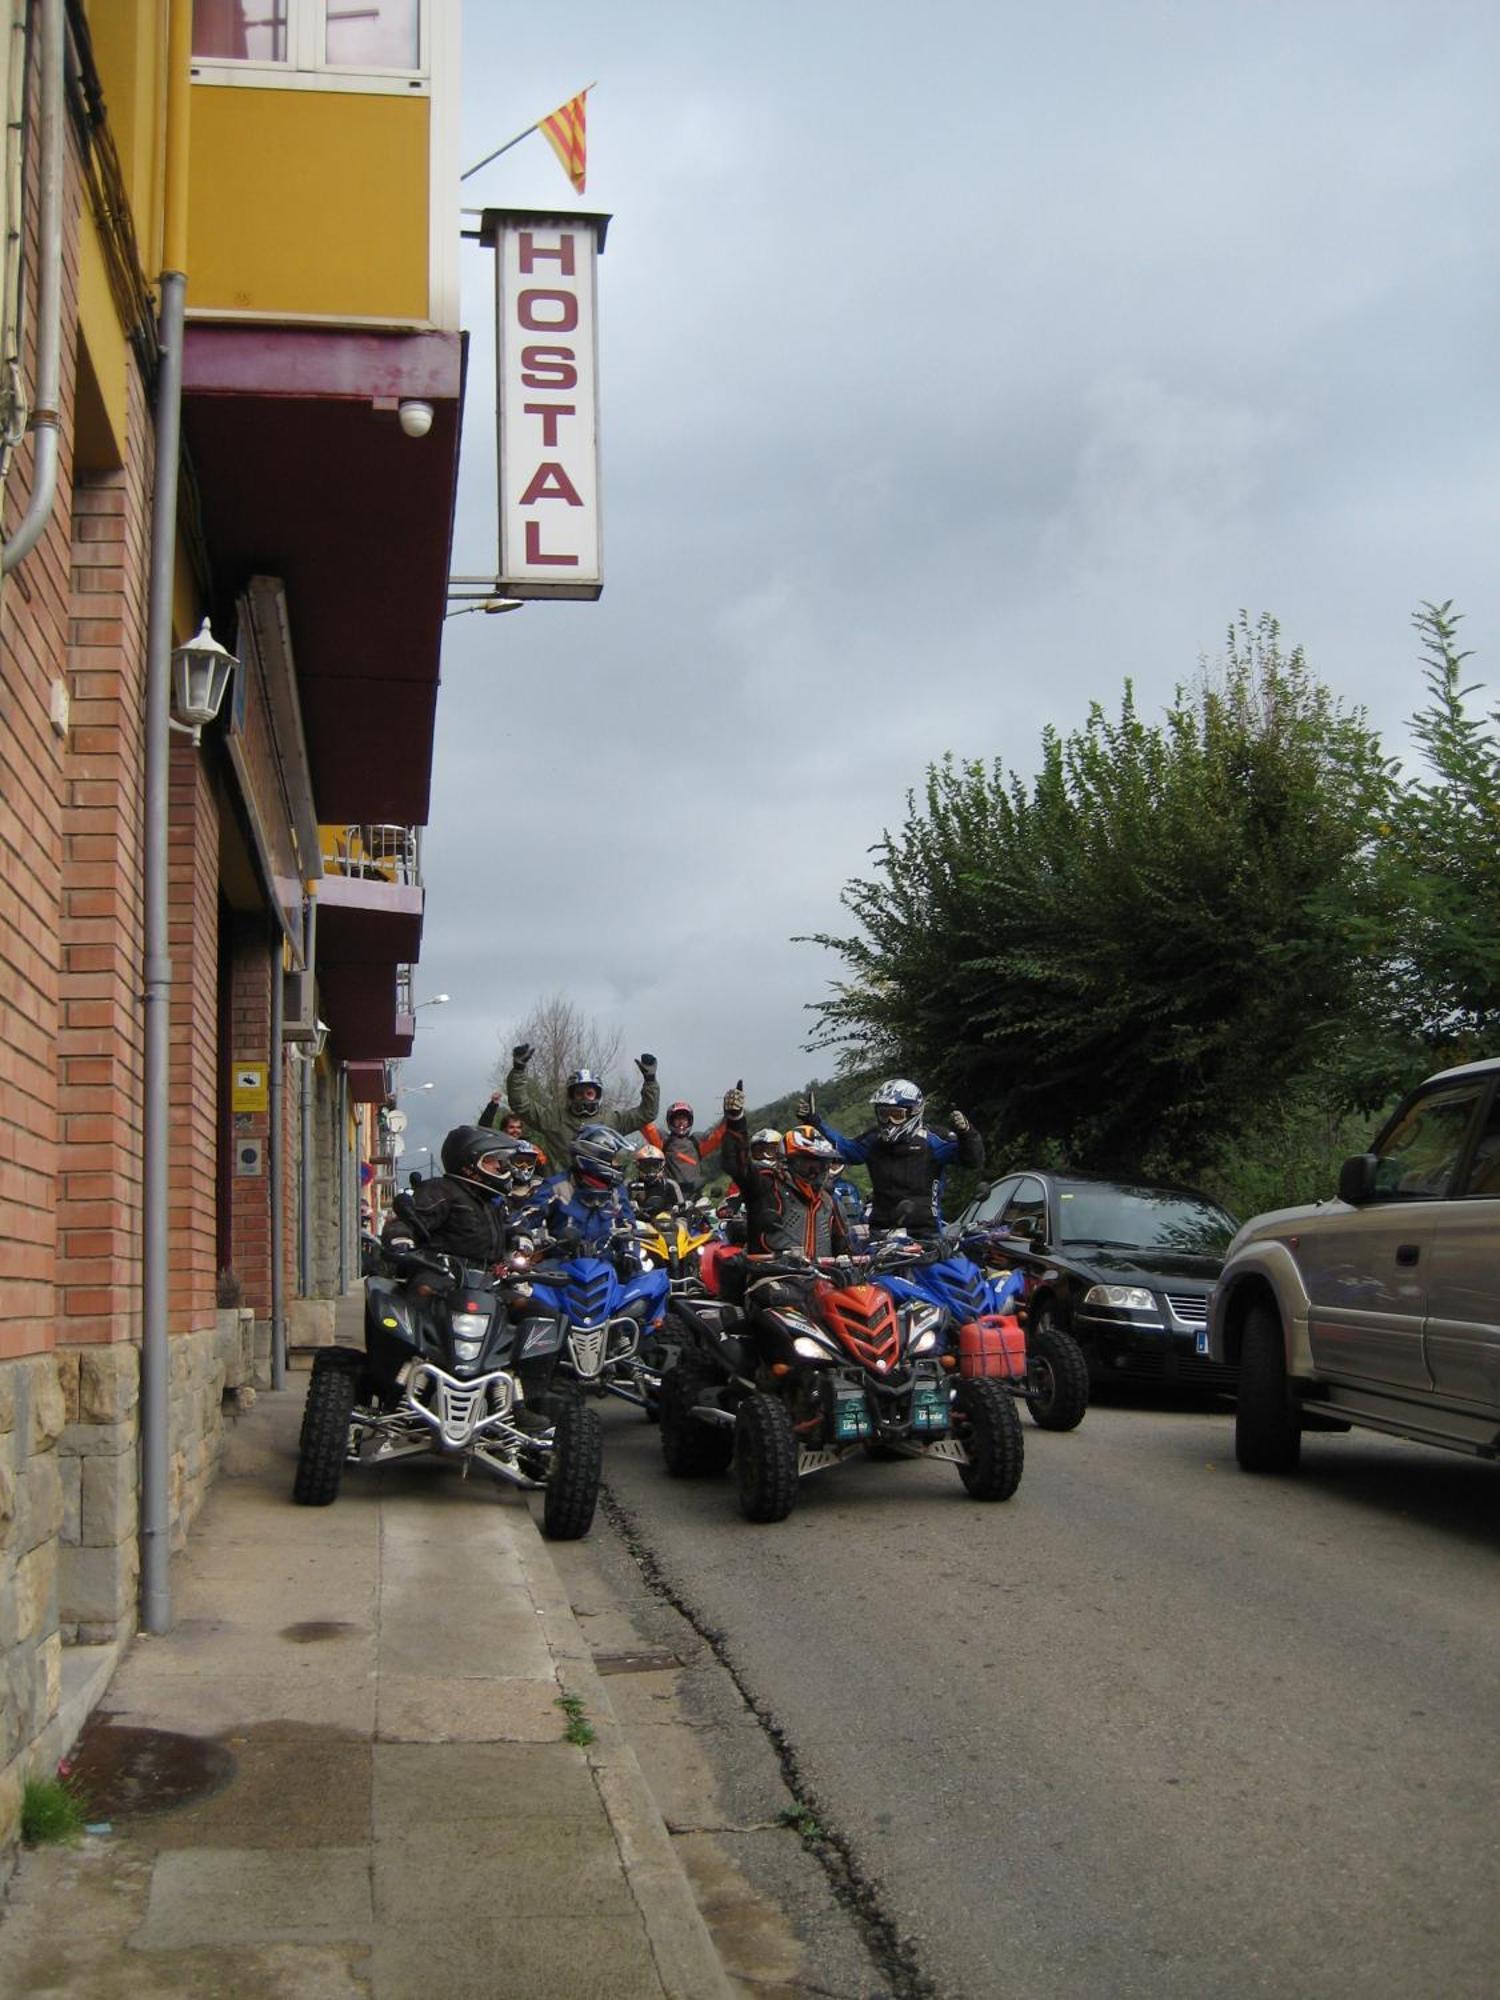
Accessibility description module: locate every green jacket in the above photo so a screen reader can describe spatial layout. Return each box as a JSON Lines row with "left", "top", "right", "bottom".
{"left": 505, "top": 1061, "right": 660, "bottom": 1170}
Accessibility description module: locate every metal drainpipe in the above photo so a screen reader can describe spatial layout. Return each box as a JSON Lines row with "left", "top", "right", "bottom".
{"left": 298, "top": 893, "right": 317, "bottom": 1298}
{"left": 268, "top": 918, "right": 286, "bottom": 1389}
{"left": 140, "top": 0, "right": 192, "bottom": 1636}
{"left": 1, "top": 0, "right": 63, "bottom": 573}
{"left": 336, "top": 1066, "right": 349, "bottom": 1296}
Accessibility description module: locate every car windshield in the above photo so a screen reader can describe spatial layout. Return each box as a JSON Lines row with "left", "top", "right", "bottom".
{"left": 1058, "top": 1186, "right": 1236, "bottom": 1255}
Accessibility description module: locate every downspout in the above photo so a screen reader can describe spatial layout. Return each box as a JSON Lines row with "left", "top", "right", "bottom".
{"left": 298, "top": 892, "right": 317, "bottom": 1297}
{"left": 0, "top": 0, "right": 64, "bottom": 573}
{"left": 268, "top": 920, "right": 286, "bottom": 1389}
{"left": 140, "top": 0, "right": 192, "bottom": 1635}
{"left": 336, "top": 1066, "right": 349, "bottom": 1296}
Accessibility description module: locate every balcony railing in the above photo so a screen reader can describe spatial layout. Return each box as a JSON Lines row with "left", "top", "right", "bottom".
{"left": 320, "top": 824, "right": 423, "bottom": 887}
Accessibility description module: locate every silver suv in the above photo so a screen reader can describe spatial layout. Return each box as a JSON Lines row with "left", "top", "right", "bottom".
{"left": 1209, "top": 1056, "right": 1500, "bottom": 1471}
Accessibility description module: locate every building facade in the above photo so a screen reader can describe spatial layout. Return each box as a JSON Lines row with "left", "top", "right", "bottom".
{"left": 0, "top": 0, "right": 461, "bottom": 1858}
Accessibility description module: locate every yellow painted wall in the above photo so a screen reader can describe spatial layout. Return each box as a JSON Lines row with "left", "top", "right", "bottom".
{"left": 187, "top": 88, "right": 429, "bottom": 322}
{"left": 85, "top": 0, "right": 166, "bottom": 277}
{"left": 76, "top": 218, "right": 128, "bottom": 467}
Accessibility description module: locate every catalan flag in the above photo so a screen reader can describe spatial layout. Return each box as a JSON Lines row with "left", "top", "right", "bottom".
{"left": 539, "top": 90, "right": 588, "bottom": 194}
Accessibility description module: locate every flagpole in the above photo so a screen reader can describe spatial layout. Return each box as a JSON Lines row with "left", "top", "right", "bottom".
{"left": 461, "top": 83, "right": 597, "bottom": 183}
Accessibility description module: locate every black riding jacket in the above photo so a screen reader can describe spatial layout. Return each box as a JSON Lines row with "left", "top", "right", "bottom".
{"left": 380, "top": 1174, "right": 511, "bottom": 1269}
{"left": 722, "top": 1117, "right": 852, "bottom": 1260}
{"left": 814, "top": 1116, "right": 984, "bottom": 1237}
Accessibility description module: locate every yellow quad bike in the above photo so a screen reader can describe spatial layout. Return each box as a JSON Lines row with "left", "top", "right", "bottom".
{"left": 631, "top": 1201, "right": 726, "bottom": 1414}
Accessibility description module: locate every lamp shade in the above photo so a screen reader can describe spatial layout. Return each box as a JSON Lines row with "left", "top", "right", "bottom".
{"left": 171, "top": 618, "right": 238, "bottom": 729}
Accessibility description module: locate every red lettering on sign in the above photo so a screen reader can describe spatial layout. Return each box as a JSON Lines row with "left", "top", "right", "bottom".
{"left": 523, "top": 404, "right": 577, "bottom": 449}
{"left": 518, "top": 462, "right": 584, "bottom": 507}
{"left": 524, "top": 520, "right": 579, "bottom": 566}
{"left": 518, "top": 232, "right": 577, "bottom": 276}
{"left": 518, "top": 289, "right": 579, "bottom": 333}
{"left": 519, "top": 346, "right": 579, "bottom": 390}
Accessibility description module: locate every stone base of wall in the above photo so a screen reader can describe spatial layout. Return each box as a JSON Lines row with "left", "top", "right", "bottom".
{"left": 0, "top": 1355, "right": 66, "bottom": 1864}
{"left": 287, "top": 1298, "right": 337, "bottom": 1349}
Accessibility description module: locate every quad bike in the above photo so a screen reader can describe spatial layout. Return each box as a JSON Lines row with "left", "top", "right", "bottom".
{"left": 659, "top": 1248, "right": 1026, "bottom": 1523}
{"left": 516, "top": 1230, "right": 672, "bottom": 1417}
{"left": 889, "top": 1233, "right": 1091, "bottom": 1432}
{"left": 292, "top": 1250, "right": 601, "bottom": 1539}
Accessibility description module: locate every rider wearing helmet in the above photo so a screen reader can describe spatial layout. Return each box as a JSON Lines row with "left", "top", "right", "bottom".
{"left": 721, "top": 1085, "right": 852, "bottom": 1260}
{"left": 380, "top": 1125, "right": 524, "bottom": 1268}
{"left": 503, "top": 1043, "right": 661, "bottom": 1167}
{"left": 629, "top": 1142, "right": 682, "bottom": 1219}
{"left": 518, "top": 1122, "right": 639, "bottom": 1251}
{"left": 639, "top": 1099, "right": 727, "bottom": 1199}
{"left": 803, "top": 1078, "right": 982, "bottom": 1240}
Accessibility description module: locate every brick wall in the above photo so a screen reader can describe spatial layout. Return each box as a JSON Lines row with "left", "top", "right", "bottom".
{"left": 167, "top": 750, "right": 220, "bottom": 1338}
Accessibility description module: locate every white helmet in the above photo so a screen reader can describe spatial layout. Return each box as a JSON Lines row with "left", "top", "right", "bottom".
{"left": 870, "top": 1078, "right": 924, "bottom": 1141}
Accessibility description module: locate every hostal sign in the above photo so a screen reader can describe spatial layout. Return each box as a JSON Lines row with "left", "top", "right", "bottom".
{"left": 483, "top": 208, "right": 610, "bottom": 600}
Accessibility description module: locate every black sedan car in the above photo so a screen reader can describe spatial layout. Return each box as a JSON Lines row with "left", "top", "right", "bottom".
{"left": 956, "top": 1171, "right": 1240, "bottom": 1390}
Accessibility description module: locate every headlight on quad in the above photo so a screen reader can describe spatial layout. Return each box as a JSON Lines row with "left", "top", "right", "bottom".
{"left": 452, "top": 1337, "right": 484, "bottom": 1363}
{"left": 907, "top": 1306, "right": 943, "bottom": 1352}
{"left": 1083, "top": 1284, "right": 1159, "bottom": 1315}
{"left": 792, "top": 1335, "right": 830, "bottom": 1361}
{"left": 450, "top": 1313, "right": 489, "bottom": 1337}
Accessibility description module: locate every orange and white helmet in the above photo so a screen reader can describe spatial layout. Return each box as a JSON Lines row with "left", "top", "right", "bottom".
{"left": 783, "top": 1124, "right": 837, "bottom": 1188}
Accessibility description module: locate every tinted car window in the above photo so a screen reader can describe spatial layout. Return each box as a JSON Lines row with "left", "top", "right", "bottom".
{"left": 1373, "top": 1084, "right": 1485, "bottom": 1199}
{"left": 1459, "top": 1089, "right": 1500, "bottom": 1196}
{"left": 1057, "top": 1185, "right": 1237, "bottom": 1254}
{"left": 969, "top": 1177, "right": 1018, "bottom": 1225}
{"left": 1002, "top": 1177, "right": 1048, "bottom": 1241}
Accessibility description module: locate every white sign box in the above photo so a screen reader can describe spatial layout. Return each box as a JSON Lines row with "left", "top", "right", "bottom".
{"left": 485, "top": 208, "right": 610, "bottom": 600}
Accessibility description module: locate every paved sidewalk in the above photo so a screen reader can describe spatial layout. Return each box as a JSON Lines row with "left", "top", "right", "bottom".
{"left": 0, "top": 1312, "right": 734, "bottom": 1999}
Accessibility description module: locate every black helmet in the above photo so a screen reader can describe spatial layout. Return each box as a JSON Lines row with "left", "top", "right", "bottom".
{"left": 440, "top": 1125, "right": 522, "bottom": 1196}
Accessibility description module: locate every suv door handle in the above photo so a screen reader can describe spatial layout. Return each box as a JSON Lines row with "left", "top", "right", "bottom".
{"left": 1395, "top": 1243, "right": 1421, "bottom": 1267}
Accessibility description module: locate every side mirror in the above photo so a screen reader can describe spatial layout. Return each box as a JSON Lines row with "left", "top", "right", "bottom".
{"left": 1337, "top": 1153, "right": 1379, "bottom": 1205}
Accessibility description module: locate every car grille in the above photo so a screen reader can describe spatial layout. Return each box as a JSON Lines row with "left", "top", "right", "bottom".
{"left": 1165, "top": 1293, "right": 1209, "bottom": 1325}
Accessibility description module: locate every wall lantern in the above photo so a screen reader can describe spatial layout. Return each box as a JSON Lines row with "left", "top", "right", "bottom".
{"left": 170, "top": 618, "right": 238, "bottom": 743}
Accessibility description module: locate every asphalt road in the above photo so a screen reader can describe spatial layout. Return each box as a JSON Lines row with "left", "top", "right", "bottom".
{"left": 589, "top": 1388, "right": 1500, "bottom": 2000}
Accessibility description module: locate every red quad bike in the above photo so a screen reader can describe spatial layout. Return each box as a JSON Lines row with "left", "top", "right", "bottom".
{"left": 660, "top": 1250, "right": 1026, "bottom": 1524}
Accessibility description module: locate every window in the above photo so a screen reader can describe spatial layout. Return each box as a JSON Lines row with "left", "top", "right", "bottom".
{"left": 1459, "top": 1089, "right": 1500, "bottom": 1197}
{"left": 1002, "top": 1178, "right": 1049, "bottom": 1243}
{"left": 192, "top": 0, "right": 424, "bottom": 81}
{"left": 970, "top": 1178, "right": 1018, "bottom": 1226}
{"left": 1373, "top": 1085, "right": 1485, "bottom": 1200}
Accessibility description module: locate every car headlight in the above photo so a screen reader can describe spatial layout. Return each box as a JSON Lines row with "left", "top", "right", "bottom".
{"left": 1083, "top": 1284, "right": 1160, "bottom": 1315}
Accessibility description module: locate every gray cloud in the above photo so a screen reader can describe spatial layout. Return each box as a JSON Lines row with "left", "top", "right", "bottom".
{"left": 397, "top": 0, "right": 1500, "bottom": 1170}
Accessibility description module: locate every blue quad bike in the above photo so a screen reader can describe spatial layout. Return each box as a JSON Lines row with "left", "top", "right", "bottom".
{"left": 292, "top": 1251, "right": 602, "bottom": 1539}
{"left": 514, "top": 1229, "right": 677, "bottom": 1417}
{"left": 880, "top": 1236, "right": 1090, "bottom": 1432}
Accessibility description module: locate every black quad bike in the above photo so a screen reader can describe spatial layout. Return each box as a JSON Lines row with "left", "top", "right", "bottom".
{"left": 292, "top": 1252, "right": 602, "bottom": 1539}
{"left": 659, "top": 1252, "right": 1025, "bottom": 1524}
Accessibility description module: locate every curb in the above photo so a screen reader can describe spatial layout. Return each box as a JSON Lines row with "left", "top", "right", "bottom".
{"left": 512, "top": 1507, "right": 737, "bottom": 2000}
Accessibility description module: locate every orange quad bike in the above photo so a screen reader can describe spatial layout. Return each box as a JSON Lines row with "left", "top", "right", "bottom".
{"left": 659, "top": 1247, "right": 1026, "bottom": 1524}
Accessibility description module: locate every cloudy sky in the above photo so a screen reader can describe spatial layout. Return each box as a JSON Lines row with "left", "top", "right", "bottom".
{"left": 397, "top": 0, "right": 1500, "bottom": 1172}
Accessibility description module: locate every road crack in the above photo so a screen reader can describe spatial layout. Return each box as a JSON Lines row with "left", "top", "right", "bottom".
{"left": 600, "top": 1484, "right": 938, "bottom": 2000}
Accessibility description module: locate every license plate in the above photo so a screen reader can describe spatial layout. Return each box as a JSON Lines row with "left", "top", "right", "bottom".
{"left": 1195, "top": 1330, "right": 1210, "bottom": 1356}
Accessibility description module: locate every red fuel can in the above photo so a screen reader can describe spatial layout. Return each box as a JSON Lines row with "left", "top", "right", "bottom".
{"left": 957, "top": 1314, "right": 1027, "bottom": 1380}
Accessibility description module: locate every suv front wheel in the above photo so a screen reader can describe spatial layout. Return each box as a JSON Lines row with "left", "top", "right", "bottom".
{"left": 1235, "top": 1300, "right": 1302, "bottom": 1474}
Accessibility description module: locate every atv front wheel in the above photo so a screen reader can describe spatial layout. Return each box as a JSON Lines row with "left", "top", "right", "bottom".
{"left": 292, "top": 1354, "right": 360, "bottom": 1506}
{"left": 734, "top": 1392, "right": 798, "bottom": 1523}
{"left": 1024, "top": 1311, "right": 1090, "bottom": 1432}
{"left": 953, "top": 1379, "right": 1024, "bottom": 1501}
{"left": 543, "top": 1398, "right": 603, "bottom": 1539}
{"left": 660, "top": 1357, "right": 734, "bottom": 1478}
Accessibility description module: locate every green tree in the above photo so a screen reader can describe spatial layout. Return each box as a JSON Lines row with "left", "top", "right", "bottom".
{"left": 805, "top": 615, "right": 1395, "bottom": 1181}
{"left": 1379, "top": 602, "right": 1500, "bottom": 1053}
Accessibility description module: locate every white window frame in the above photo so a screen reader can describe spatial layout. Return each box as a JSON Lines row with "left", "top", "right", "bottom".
{"left": 190, "top": 0, "right": 430, "bottom": 97}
